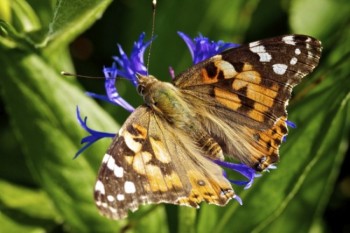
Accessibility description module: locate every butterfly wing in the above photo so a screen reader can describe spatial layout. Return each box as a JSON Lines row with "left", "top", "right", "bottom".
{"left": 94, "top": 106, "right": 234, "bottom": 219}
{"left": 173, "top": 35, "right": 322, "bottom": 170}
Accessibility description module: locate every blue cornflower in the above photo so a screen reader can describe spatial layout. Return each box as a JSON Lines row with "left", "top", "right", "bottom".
{"left": 76, "top": 32, "right": 261, "bottom": 199}
{"left": 112, "top": 32, "right": 154, "bottom": 86}
{"left": 178, "top": 31, "right": 240, "bottom": 64}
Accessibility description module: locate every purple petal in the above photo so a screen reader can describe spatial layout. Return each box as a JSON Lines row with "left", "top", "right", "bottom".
{"left": 102, "top": 65, "right": 135, "bottom": 112}
{"left": 85, "top": 92, "right": 135, "bottom": 112}
{"left": 216, "top": 160, "right": 257, "bottom": 189}
{"left": 178, "top": 31, "right": 240, "bottom": 64}
{"left": 112, "top": 32, "right": 154, "bottom": 85}
{"left": 75, "top": 106, "right": 116, "bottom": 158}
{"left": 233, "top": 194, "right": 243, "bottom": 205}
{"left": 286, "top": 120, "right": 296, "bottom": 128}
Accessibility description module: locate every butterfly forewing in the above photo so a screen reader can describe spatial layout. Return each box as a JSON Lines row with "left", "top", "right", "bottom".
{"left": 95, "top": 106, "right": 234, "bottom": 219}
{"left": 173, "top": 34, "right": 322, "bottom": 170}
{"left": 174, "top": 34, "right": 322, "bottom": 127}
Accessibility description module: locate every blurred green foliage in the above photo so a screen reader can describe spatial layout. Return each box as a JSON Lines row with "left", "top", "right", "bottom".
{"left": 0, "top": 0, "right": 349, "bottom": 232}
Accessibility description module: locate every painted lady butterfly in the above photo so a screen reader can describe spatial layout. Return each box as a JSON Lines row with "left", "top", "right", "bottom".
{"left": 94, "top": 34, "right": 322, "bottom": 219}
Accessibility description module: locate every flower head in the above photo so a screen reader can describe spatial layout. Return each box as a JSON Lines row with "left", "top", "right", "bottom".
{"left": 113, "top": 32, "right": 154, "bottom": 86}
{"left": 178, "top": 31, "right": 240, "bottom": 64}
{"left": 85, "top": 33, "right": 154, "bottom": 112}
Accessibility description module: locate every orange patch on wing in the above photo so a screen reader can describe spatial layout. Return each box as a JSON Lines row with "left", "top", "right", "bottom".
{"left": 187, "top": 170, "right": 217, "bottom": 204}
{"left": 164, "top": 172, "right": 184, "bottom": 190}
{"left": 247, "top": 89, "right": 275, "bottom": 107}
{"left": 201, "top": 68, "right": 219, "bottom": 84}
{"left": 242, "top": 63, "right": 254, "bottom": 71}
{"left": 250, "top": 117, "right": 288, "bottom": 170}
{"left": 246, "top": 81, "right": 278, "bottom": 97}
{"left": 236, "top": 71, "right": 262, "bottom": 84}
{"left": 145, "top": 163, "right": 169, "bottom": 192}
{"left": 253, "top": 102, "right": 269, "bottom": 113}
{"left": 232, "top": 79, "right": 248, "bottom": 90}
{"left": 132, "top": 123, "right": 148, "bottom": 139}
{"left": 248, "top": 109, "right": 266, "bottom": 123}
{"left": 178, "top": 170, "right": 234, "bottom": 206}
{"left": 271, "top": 83, "right": 280, "bottom": 92}
{"left": 214, "top": 87, "right": 241, "bottom": 110}
{"left": 232, "top": 79, "right": 278, "bottom": 108}
{"left": 124, "top": 155, "right": 134, "bottom": 165}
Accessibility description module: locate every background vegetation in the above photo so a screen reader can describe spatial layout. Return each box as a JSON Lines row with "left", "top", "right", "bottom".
{"left": 0, "top": 0, "right": 349, "bottom": 232}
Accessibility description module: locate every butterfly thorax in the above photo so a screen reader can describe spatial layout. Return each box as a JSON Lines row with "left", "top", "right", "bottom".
{"left": 137, "top": 74, "right": 195, "bottom": 125}
{"left": 137, "top": 74, "right": 224, "bottom": 161}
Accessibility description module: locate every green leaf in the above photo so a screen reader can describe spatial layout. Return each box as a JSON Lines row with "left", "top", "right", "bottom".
{"left": 178, "top": 207, "right": 196, "bottom": 233}
{"left": 290, "top": 0, "right": 349, "bottom": 37}
{"left": 45, "top": 0, "right": 113, "bottom": 51}
{"left": 0, "top": 179, "right": 60, "bottom": 233}
{"left": 0, "top": 0, "right": 11, "bottom": 22}
{"left": 0, "top": 43, "right": 121, "bottom": 231}
{"left": 11, "top": 0, "right": 42, "bottom": 33}
{"left": 0, "top": 0, "right": 121, "bottom": 230}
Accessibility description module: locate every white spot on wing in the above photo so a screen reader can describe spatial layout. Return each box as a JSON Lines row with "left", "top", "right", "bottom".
{"left": 295, "top": 48, "right": 301, "bottom": 55}
{"left": 114, "top": 164, "right": 124, "bottom": 178}
{"left": 96, "top": 200, "right": 102, "bottom": 206}
{"left": 102, "top": 153, "right": 110, "bottom": 164}
{"left": 124, "top": 181, "right": 136, "bottom": 194}
{"left": 95, "top": 180, "right": 105, "bottom": 195}
{"left": 290, "top": 57, "right": 298, "bottom": 65}
{"left": 116, "top": 194, "right": 125, "bottom": 201}
{"left": 308, "top": 51, "right": 313, "bottom": 58}
{"left": 272, "top": 64, "right": 288, "bottom": 75}
{"left": 249, "top": 41, "right": 260, "bottom": 47}
{"left": 306, "top": 43, "right": 311, "bottom": 50}
{"left": 107, "top": 156, "right": 115, "bottom": 171}
{"left": 282, "top": 35, "right": 296, "bottom": 45}
{"left": 109, "top": 207, "right": 117, "bottom": 213}
{"left": 107, "top": 195, "right": 115, "bottom": 202}
{"left": 101, "top": 202, "right": 108, "bottom": 208}
{"left": 250, "top": 45, "right": 272, "bottom": 62}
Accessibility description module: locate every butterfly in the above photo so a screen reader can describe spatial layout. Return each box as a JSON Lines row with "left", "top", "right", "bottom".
{"left": 94, "top": 34, "right": 322, "bottom": 219}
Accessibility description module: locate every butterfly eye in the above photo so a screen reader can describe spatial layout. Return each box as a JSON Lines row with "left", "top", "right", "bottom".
{"left": 137, "top": 85, "right": 145, "bottom": 96}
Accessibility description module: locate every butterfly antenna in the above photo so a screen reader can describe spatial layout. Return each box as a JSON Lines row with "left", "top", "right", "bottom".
{"left": 61, "top": 71, "right": 129, "bottom": 81}
{"left": 146, "top": 0, "right": 157, "bottom": 76}
{"left": 61, "top": 71, "right": 105, "bottom": 79}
